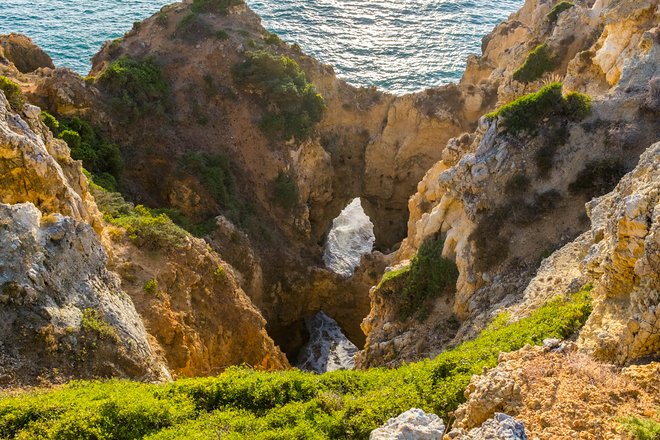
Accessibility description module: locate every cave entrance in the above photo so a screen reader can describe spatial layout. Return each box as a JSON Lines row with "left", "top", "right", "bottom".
{"left": 323, "top": 198, "right": 375, "bottom": 278}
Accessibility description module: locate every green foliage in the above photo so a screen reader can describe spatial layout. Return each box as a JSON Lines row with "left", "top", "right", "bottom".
{"left": 81, "top": 309, "right": 118, "bottom": 340}
{"left": 191, "top": 0, "right": 244, "bottom": 15}
{"left": 55, "top": 116, "right": 123, "bottom": 191}
{"left": 621, "top": 415, "right": 660, "bottom": 440}
{"left": 232, "top": 50, "right": 325, "bottom": 140}
{"left": 40, "top": 111, "right": 59, "bottom": 133}
{"left": 377, "top": 266, "right": 410, "bottom": 288}
{"left": 0, "top": 290, "right": 593, "bottom": 439}
{"left": 0, "top": 75, "right": 24, "bottom": 111}
{"left": 568, "top": 158, "right": 626, "bottom": 199}
{"left": 271, "top": 170, "right": 298, "bottom": 210}
{"left": 512, "top": 44, "right": 558, "bottom": 84}
{"left": 98, "top": 56, "right": 169, "bottom": 122}
{"left": 216, "top": 29, "right": 229, "bottom": 40}
{"left": 548, "top": 1, "right": 574, "bottom": 24}
{"left": 398, "top": 236, "right": 459, "bottom": 319}
{"left": 485, "top": 83, "right": 591, "bottom": 133}
{"left": 505, "top": 173, "right": 531, "bottom": 195}
{"left": 143, "top": 279, "right": 158, "bottom": 296}
{"left": 107, "top": 204, "right": 189, "bottom": 250}
{"left": 264, "top": 32, "right": 281, "bottom": 45}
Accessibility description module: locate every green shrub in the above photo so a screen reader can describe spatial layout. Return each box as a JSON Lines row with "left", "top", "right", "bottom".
{"left": 512, "top": 44, "right": 558, "bottom": 84}
{"left": 98, "top": 56, "right": 169, "bottom": 121}
{"left": 41, "top": 111, "right": 60, "bottom": 133}
{"left": 0, "top": 75, "right": 24, "bottom": 111}
{"left": 232, "top": 50, "right": 325, "bottom": 140}
{"left": 55, "top": 116, "right": 123, "bottom": 191}
{"left": 264, "top": 32, "right": 281, "bottom": 45}
{"left": 548, "top": 1, "right": 574, "bottom": 24}
{"left": 215, "top": 29, "right": 229, "bottom": 40}
{"left": 81, "top": 309, "right": 118, "bottom": 340}
{"left": 485, "top": 83, "right": 591, "bottom": 133}
{"left": 568, "top": 158, "right": 626, "bottom": 199}
{"left": 398, "top": 236, "right": 458, "bottom": 319}
{"left": 191, "top": 0, "right": 244, "bottom": 15}
{"left": 108, "top": 205, "right": 189, "bottom": 250}
{"left": 0, "top": 289, "right": 592, "bottom": 439}
{"left": 621, "top": 415, "right": 660, "bottom": 440}
{"left": 271, "top": 170, "right": 298, "bottom": 210}
{"left": 143, "top": 279, "right": 158, "bottom": 296}
{"left": 505, "top": 173, "right": 531, "bottom": 195}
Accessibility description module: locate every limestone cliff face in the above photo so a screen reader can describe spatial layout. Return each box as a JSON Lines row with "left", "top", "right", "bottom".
{"left": 0, "top": 93, "right": 167, "bottom": 385}
{"left": 108, "top": 227, "right": 288, "bottom": 376}
{"left": 578, "top": 142, "right": 659, "bottom": 364}
{"left": 360, "top": 0, "right": 659, "bottom": 367}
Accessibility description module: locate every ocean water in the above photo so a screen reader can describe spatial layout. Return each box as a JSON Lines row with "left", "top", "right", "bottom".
{"left": 0, "top": 0, "right": 522, "bottom": 94}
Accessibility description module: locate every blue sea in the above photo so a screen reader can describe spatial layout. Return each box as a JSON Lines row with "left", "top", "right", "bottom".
{"left": 0, "top": 0, "right": 522, "bottom": 94}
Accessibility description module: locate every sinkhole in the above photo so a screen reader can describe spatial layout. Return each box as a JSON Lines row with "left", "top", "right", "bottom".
{"left": 323, "top": 198, "right": 375, "bottom": 278}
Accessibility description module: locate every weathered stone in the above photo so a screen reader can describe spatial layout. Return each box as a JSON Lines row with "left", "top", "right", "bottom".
{"left": 370, "top": 408, "right": 445, "bottom": 440}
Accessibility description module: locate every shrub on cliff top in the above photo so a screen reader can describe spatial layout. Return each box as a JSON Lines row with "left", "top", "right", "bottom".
{"left": 191, "top": 0, "right": 243, "bottom": 15}
{"left": 232, "top": 50, "right": 325, "bottom": 140}
{"left": 0, "top": 75, "right": 24, "bottom": 111}
{"left": 0, "top": 289, "right": 592, "bottom": 439}
{"left": 486, "top": 83, "right": 591, "bottom": 133}
{"left": 512, "top": 44, "right": 558, "bottom": 84}
{"left": 98, "top": 56, "right": 169, "bottom": 121}
{"left": 548, "top": 1, "right": 575, "bottom": 24}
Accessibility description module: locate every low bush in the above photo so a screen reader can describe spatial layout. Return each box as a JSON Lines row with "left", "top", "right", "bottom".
{"left": 191, "top": 0, "right": 243, "bottom": 15}
{"left": 271, "top": 170, "right": 298, "bottom": 210}
{"left": 398, "top": 236, "right": 459, "bottom": 319}
{"left": 54, "top": 116, "right": 123, "bottom": 192}
{"left": 568, "top": 158, "right": 626, "bottom": 199}
{"left": 512, "top": 44, "right": 558, "bottom": 84}
{"left": 232, "top": 50, "right": 325, "bottom": 140}
{"left": 486, "top": 83, "right": 591, "bottom": 133}
{"left": 40, "top": 111, "right": 59, "bottom": 133}
{"left": 143, "top": 279, "right": 158, "bottom": 296}
{"left": 0, "top": 75, "right": 24, "bottom": 111}
{"left": 621, "top": 414, "right": 660, "bottom": 440}
{"left": 548, "top": 1, "right": 574, "bottom": 24}
{"left": 0, "top": 289, "right": 593, "bottom": 439}
{"left": 81, "top": 309, "right": 118, "bottom": 341}
{"left": 98, "top": 56, "right": 169, "bottom": 122}
{"left": 106, "top": 204, "right": 189, "bottom": 250}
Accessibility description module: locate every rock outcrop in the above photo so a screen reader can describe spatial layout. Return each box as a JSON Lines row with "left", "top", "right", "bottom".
{"left": 370, "top": 408, "right": 445, "bottom": 440}
{"left": 447, "top": 413, "right": 528, "bottom": 440}
{"left": 449, "top": 345, "right": 660, "bottom": 439}
{"left": 578, "top": 142, "right": 659, "bottom": 364}
{"left": 0, "top": 202, "right": 167, "bottom": 385}
{"left": 0, "top": 34, "right": 54, "bottom": 73}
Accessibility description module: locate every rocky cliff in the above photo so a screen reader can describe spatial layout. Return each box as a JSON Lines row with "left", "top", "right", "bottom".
{"left": 360, "top": 0, "right": 659, "bottom": 367}
{"left": 0, "top": 77, "right": 286, "bottom": 384}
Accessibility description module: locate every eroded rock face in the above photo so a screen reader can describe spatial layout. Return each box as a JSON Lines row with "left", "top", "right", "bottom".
{"left": 108, "top": 230, "right": 289, "bottom": 376}
{"left": 0, "top": 34, "right": 54, "bottom": 73}
{"left": 369, "top": 408, "right": 445, "bottom": 440}
{"left": 0, "top": 203, "right": 167, "bottom": 385}
{"left": 450, "top": 346, "right": 660, "bottom": 439}
{"left": 296, "top": 311, "right": 358, "bottom": 373}
{"left": 578, "top": 142, "right": 660, "bottom": 364}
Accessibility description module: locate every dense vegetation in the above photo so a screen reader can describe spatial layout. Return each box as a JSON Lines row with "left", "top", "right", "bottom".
{"left": 232, "top": 50, "right": 325, "bottom": 140}
{"left": 485, "top": 83, "right": 591, "bottom": 133}
{"left": 512, "top": 44, "right": 558, "bottom": 84}
{"left": 0, "top": 75, "right": 23, "bottom": 111}
{"left": 45, "top": 114, "right": 124, "bottom": 191}
{"left": 90, "top": 183, "right": 190, "bottom": 250}
{"left": 394, "top": 236, "right": 459, "bottom": 319}
{"left": 547, "top": 1, "right": 574, "bottom": 24}
{"left": 0, "top": 289, "right": 592, "bottom": 439}
{"left": 622, "top": 413, "right": 660, "bottom": 440}
{"left": 98, "top": 56, "right": 169, "bottom": 122}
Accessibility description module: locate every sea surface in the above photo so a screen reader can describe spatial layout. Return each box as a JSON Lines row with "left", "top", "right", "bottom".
{"left": 0, "top": 0, "right": 522, "bottom": 94}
